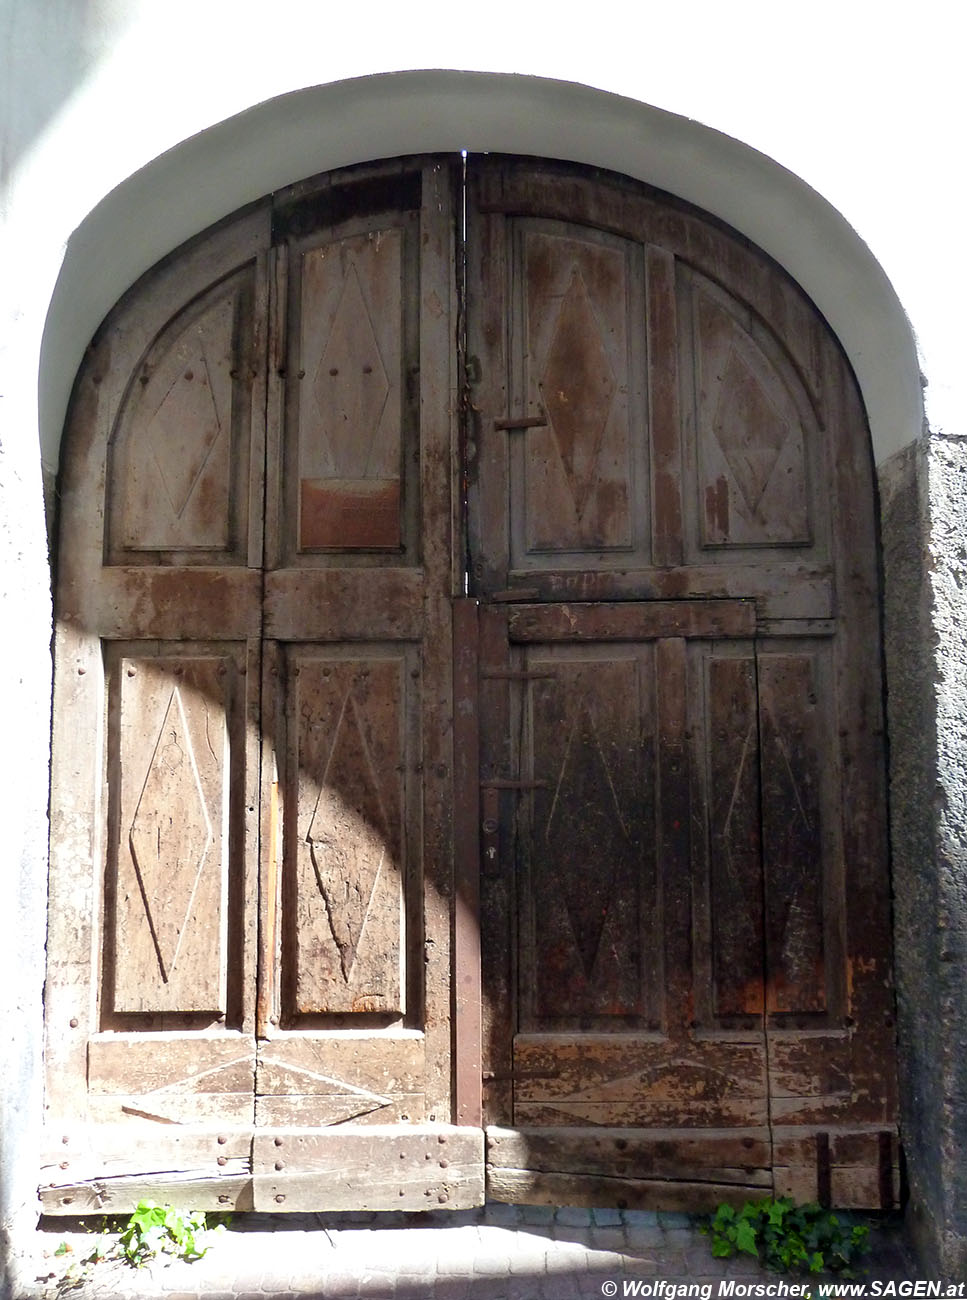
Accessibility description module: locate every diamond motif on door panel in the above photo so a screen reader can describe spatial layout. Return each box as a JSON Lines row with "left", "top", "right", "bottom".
{"left": 540, "top": 269, "right": 616, "bottom": 519}
{"left": 544, "top": 703, "right": 629, "bottom": 979}
{"left": 312, "top": 264, "right": 391, "bottom": 478}
{"left": 129, "top": 687, "right": 213, "bottom": 982}
{"left": 306, "top": 690, "right": 391, "bottom": 984}
{"left": 145, "top": 304, "right": 230, "bottom": 520}
{"left": 712, "top": 348, "right": 791, "bottom": 516}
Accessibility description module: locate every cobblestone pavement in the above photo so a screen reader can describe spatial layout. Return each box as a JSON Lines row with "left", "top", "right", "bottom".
{"left": 19, "top": 1205, "right": 915, "bottom": 1300}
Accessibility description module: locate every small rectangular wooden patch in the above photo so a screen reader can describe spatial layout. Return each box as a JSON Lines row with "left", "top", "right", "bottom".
{"left": 300, "top": 478, "right": 401, "bottom": 550}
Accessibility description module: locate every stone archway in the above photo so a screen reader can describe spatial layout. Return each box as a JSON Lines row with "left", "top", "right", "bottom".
{"left": 7, "top": 70, "right": 955, "bottom": 1274}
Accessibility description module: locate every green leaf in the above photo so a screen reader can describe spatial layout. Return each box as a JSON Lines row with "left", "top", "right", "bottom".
{"left": 735, "top": 1219, "right": 759, "bottom": 1257}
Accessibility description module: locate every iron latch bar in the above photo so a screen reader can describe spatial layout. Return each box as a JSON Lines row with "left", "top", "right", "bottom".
{"left": 494, "top": 412, "right": 546, "bottom": 430}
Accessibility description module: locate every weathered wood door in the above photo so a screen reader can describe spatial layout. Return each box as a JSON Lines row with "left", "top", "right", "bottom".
{"left": 465, "top": 159, "right": 897, "bottom": 1210}
{"left": 44, "top": 159, "right": 483, "bottom": 1213}
{"left": 44, "top": 154, "right": 896, "bottom": 1215}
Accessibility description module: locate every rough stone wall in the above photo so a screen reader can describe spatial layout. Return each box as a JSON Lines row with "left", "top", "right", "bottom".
{"left": 881, "top": 434, "right": 967, "bottom": 1277}
{"left": 924, "top": 432, "right": 967, "bottom": 1277}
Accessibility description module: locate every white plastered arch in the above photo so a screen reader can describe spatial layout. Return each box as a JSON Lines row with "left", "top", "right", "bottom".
{"left": 39, "top": 70, "right": 922, "bottom": 479}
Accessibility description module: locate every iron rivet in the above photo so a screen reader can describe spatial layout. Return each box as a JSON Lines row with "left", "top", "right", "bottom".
{"left": 61, "top": 1136, "right": 69, "bottom": 1145}
{"left": 438, "top": 1135, "right": 447, "bottom": 1144}
{"left": 59, "top": 1161, "right": 69, "bottom": 1171}
{"left": 126, "top": 668, "right": 136, "bottom": 677}
{"left": 77, "top": 667, "right": 86, "bottom": 676}
{"left": 217, "top": 1135, "right": 227, "bottom": 1145}
{"left": 218, "top": 1195, "right": 230, "bottom": 1204}
{"left": 69, "top": 1018, "right": 78, "bottom": 1028}
{"left": 217, "top": 1157, "right": 227, "bottom": 1167}
{"left": 275, "top": 1161, "right": 284, "bottom": 1171}
{"left": 438, "top": 1194, "right": 449, "bottom": 1204}
{"left": 275, "top": 1194, "right": 285, "bottom": 1204}
{"left": 439, "top": 1159, "right": 449, "bottom": 1169}
{"left": 274, "top": 1137, "right": 284, "bottom": 1147}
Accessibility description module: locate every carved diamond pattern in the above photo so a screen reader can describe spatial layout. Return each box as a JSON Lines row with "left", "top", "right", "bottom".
{"left": 129, "top": 687, "right": 213, "bottom": 982}
{"left": 540, "top": 269, "right": 616, "bottom": 519}
{"left": 712, "top": 348, "right": 790, "bottom": 516}
{"left": 312, "top": 263, "right": 390, "bottom": 478}
{"left": 307, "top": 688, "right": 390, "bottom": 983}
{"left": 147, "top": 313, "right": 226, "bottom": 519}
{"left": 544, "top": 703, "right": 629, "bottom": 979}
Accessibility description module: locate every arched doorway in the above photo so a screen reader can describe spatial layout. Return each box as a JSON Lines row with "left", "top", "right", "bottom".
{"left": 42, "top": 155, "right": 896, "bottom": 1215}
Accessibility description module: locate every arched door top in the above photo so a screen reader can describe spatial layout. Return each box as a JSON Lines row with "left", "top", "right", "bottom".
{"left": 39, "top": 72, "right": 920, "bottom": 492}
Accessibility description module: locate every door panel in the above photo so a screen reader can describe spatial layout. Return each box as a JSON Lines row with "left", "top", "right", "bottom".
{"left": 250, "top": 159, "right": 480, "bottom": 1208}
{"left": 478, "top": 602, "right": 770, "bottom": 1203}
{"left": 468, "top": 157, "right": 897, "bottom": 1210}
{"left": 104, "top": 645, "right": 244, "bottom": 1018}
{"left": 44, "top": 159, "right": 485, "bottom": 1214}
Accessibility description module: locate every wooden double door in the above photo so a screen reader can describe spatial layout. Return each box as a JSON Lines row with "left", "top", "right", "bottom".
{"left": 43, "top": 157, "right": 897, "bottom": 1215}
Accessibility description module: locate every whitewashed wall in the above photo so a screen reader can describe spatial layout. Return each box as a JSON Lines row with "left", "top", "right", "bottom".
{"left": 2, "top": 0, "right": 964, "bottom": 1287}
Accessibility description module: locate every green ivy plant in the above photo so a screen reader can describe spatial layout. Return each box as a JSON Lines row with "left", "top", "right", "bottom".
{"left": 703, "top": 1198, "right": 870, "bottom": 1276}
{"left": 117, "top": 1200, "right": 218, "bottom": 1268}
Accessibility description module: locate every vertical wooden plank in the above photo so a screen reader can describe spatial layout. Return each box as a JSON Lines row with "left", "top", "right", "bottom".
{"left": 758, "top": 650, "right": 826, "bottom": 1015}
{"left": 452, "top": 600, "right": 482, "bottom": 1128}
{"left": 707, "top": 653, "right": 763, "bottom": 1018}
{"left": 647, "top": 246, "right": 683, "bottom": 565}
{"left": 256, "top": 640, "right": 282, "bottom": 1037}
{"left": 418, "top": 158, "right": 460, "bottom": 1121}
{"left": 478, "top": 605, "right": 514, "bottom": 1125}
{"left": 466, "top": 165, "right": 509, "bottom": 595}
{"left": 656, "top": 637, "right": 691, "bottom": 1038}
{"left": 262, "top": 243, "right": 286, "bottom": 574}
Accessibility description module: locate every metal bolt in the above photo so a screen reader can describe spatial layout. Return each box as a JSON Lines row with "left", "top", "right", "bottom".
{"left": 217, "top": 1157, "right": 227, "bottom": 1167}
{"left": 274, "top": 1136, "right": 284, "bottom": 1146}
{"left": 275, "top": 1194, "right": 285, "bottom": 1204}
{"left": 69, "top": 1018, "right": 78, "bottom": 1028}
{"left": 438, "top": 1193, "right": 449, "bottom": 1204}
{"left": 217, "top": 1135, "right": 228, "bottom": 1145}
{"left": 59, "top": 1161, "right": 69, "bottom": 1171}
{"left": 275, "top": 1161, "right": 284, "bottom": 1171}
{"left": 439, "top": 1159, "right": 449, "bottom": 1169}
{"left": 437, "top": 1135, "right": 447, "bottom": 1144}
{"left": 218, "top": 1195, "right": 230, "bottom": 1205}
{"left": 77, "top": 666, "right": 86, "bottom": 676}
